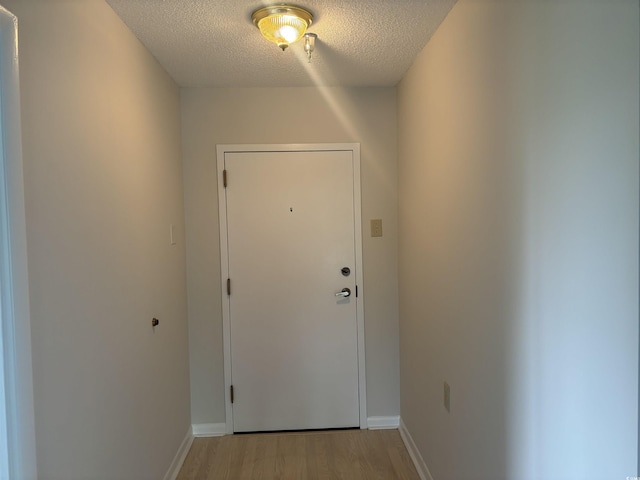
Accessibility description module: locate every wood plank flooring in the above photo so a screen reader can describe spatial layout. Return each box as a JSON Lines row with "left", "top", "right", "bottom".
{"left": 177, "top": 429, "right": 420, "bottom": 480}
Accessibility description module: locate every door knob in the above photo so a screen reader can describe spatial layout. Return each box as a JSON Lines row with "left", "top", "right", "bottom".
{"left": 335, "top": 288, "right": 351, "bottom": 298}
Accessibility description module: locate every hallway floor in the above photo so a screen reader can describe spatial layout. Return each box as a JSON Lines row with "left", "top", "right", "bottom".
{"left": 177, "top": 428, "right": 420, "bottom": 479}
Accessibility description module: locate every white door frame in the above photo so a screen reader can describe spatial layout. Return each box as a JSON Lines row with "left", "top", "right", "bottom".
{"left": 0, "top": 6, "right": 37, "bottom": 479}
{"left": 217, "top": 143, "right": 366, "bottom": 434}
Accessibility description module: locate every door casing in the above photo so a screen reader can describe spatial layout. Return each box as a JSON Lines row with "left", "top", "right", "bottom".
{"left": 216, "top": 143, "right": 366, "bottom": 434}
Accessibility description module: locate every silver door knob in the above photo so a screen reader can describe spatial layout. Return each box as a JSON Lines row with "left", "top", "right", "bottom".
{"left": 335, "top": 288, "right": 351, "bottom": 297}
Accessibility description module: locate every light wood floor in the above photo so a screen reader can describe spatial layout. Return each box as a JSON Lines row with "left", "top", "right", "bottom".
{"left": 177, "top": 429, "right": 420, "bottom": 480}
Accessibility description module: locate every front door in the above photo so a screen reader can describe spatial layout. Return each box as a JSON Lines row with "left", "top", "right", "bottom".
{"left": 221, "top": 147, "right": 362, "bottom": 432}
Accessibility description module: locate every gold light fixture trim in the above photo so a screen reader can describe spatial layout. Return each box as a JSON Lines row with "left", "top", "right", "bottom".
{"left": 252, "top": 5, "right": 313, "bottom": 51}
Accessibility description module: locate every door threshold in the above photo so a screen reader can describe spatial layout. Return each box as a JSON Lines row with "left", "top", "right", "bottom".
{"left": 234, "top": 427, "right": 360, "bottom": 436}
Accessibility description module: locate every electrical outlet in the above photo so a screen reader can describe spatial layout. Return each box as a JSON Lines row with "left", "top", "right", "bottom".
{"left": 444, "top": 382, "right": 451, "bottom": 413}
{"left": 170, "top": 224, "right": 177, "bottom": 245}
{"left": 371, "top": 219, "right": 383, "bottom": 237}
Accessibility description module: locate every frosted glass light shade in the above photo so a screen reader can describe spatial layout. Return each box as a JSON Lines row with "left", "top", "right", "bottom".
{"left": 252, "top": 5, "right": 313, "bottom": 51}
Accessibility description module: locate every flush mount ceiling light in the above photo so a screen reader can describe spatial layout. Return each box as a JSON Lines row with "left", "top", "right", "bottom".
{"left": 251, "top": 5, "right": 313, "bottom": 51}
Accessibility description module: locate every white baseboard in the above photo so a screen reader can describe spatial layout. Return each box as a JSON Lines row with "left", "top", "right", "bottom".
{"left": 163, "top": 428, "right": 194, "bottom": 480}
{"left": 192, "top": 422, "right": 227, "bottom": 437}
{"left": 399, "top": 419, "right": 435, "bottom": 480}
{"left": 367, "top": 415, "right": 400, "bottom": 430}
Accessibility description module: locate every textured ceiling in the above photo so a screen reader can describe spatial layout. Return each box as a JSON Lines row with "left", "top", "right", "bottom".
{"left": 106, "top": 0, "right": 457, "bottom": 88}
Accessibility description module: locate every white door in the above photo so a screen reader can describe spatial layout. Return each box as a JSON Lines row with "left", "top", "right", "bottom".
{"left": 222, "top": 148, "right": 361, "bottom": 432}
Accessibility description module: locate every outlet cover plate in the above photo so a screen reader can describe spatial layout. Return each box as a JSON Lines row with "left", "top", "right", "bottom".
{"left": 444, "top": 382, "right": 451, "bottom": 412}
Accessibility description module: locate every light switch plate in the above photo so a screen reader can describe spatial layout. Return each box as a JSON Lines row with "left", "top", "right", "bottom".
{"left": 371, "top": 219, "right": 383, "bottom": 237}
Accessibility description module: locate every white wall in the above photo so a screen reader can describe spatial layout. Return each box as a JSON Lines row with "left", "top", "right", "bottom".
{"left": 2, "top": 0, "right": 191, "bottom": 478}
{"left": 398, "top": 0, "right": 639, "bottom": 479}
{"left": 181, "top": 87, "right": 400, "bottom": 425}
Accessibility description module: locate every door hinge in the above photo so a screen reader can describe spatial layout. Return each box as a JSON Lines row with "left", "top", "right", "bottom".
{"left": 223, "top": 169, "right": 228, "bottom": 188}
{"left": 227, "top": 278, "right": 231, "bottom": 296}
{"left": 230, "top": 385, "right": 234, "bottom": 404}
